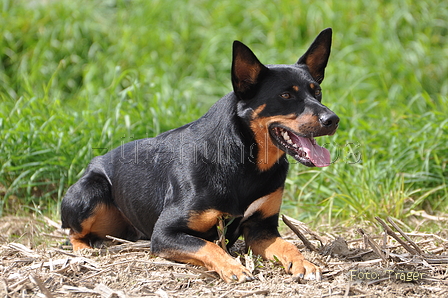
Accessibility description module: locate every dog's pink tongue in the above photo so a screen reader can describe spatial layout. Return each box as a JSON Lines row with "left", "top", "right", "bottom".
{"left": 297, "top": 136, "right": 331, "bottom": 167}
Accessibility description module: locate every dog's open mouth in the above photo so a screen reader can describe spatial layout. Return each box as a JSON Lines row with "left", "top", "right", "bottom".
{"left": 270, "top": 126, "right": 331, "bottom": 167}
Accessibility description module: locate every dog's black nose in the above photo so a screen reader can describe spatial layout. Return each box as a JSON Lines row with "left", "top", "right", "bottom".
{"left": 319, "top": 112, "right": 339, "bottom": 128}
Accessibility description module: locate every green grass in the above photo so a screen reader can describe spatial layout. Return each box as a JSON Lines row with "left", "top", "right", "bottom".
{"left": 1, "top": 0, "right": 447, "bottom": 228}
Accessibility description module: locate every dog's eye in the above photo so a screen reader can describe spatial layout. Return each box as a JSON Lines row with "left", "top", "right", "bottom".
{"left": 315, "top": 89, "right": 322, "bottom": 97}
{"left": 280, "top": 92, "right": 292, "bottom": 99}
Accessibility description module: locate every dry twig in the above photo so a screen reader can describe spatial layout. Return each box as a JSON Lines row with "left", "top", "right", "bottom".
{"left": 282, "top": 214, "right": 319, "bottom": 253}
{"left": 356, "top": 228, "right": 387, "bottom": 262}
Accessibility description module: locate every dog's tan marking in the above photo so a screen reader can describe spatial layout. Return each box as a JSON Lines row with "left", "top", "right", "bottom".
{"left": 292, "top": 85, "right": 299, "bottom": 92}
{"left": 296, "top": 114, "right": 322, "bottom": 134}
{"left": 158, "top": 241, "right": 253, "bottom": 283}
{"left": 69, "top": 203, "right": 134, "bottom": 251}
{"left": 244, "top": 187, "right": 283, "bottom": 220}
{"left": 187, "top": 209, "right": 226, "bottom": 233}
{"left": 250, "top": 236, "right": 304, "bottom": 264}
{"left": 233, "top": 56, "right": 264, "bottom": 92}
{"left": 250, "top": 105, "right": 287, "bottom": 171}
{"left": 247, "top": 236, "right": 321, "bottom": 279}
{"left": 70, "top": 235, "right": 91, "bottom": 251}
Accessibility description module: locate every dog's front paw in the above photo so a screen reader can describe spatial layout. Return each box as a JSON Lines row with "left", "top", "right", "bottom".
{"left": 287, "top": 259, "right": 322, "bottom": 281}
{"left": 249, "top": 237, "right": 322, "bottom": 282}
{"left": 217, "top": 260, "right": 255, "bottom": 283}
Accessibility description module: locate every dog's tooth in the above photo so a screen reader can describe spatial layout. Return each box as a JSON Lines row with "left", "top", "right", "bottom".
{"left": 292, "top": 144, "right": 298, "bottom": 148}
{"left": 287, "top": 139, "right": 293, "bottom": 145}
{"left": 283, "top": 132, "right": 290, "bottom": 140}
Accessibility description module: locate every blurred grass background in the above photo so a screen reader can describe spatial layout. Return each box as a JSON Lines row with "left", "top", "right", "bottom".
{"left": 0, "top": 0, "right": 447, "bottom": 229}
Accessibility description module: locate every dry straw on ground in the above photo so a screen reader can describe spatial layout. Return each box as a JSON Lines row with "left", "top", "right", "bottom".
{"left": 1, "top": 214, "right": 447, "bottom": 297}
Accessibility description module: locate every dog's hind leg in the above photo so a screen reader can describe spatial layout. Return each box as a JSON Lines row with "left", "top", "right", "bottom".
{"left": 61, "top": 171, "right": 140, "bottom": 250}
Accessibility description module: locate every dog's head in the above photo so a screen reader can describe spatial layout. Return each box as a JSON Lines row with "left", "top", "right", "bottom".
{"left": 232, "top": 28, "right": 339, "bottom": 168}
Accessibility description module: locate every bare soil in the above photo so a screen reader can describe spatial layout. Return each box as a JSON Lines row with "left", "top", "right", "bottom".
{"left": 1, "top": 215, "right": 447, "bottom": 297}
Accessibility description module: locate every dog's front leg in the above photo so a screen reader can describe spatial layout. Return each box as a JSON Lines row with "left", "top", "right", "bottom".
{"left": 247, "top": 232, "right": 322, "bottom": 281}
{"left": 243, "top": 188, "right": 322, "bottom": 281}
{"left": 150, "top": 210, "right": 253, "bottom": 283}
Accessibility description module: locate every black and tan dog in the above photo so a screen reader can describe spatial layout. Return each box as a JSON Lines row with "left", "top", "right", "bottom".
{"left": 61, "top": 28, "right": 339, "bottom": 283}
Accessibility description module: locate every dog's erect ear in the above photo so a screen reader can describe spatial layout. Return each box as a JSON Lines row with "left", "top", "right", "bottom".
{"left": 232, "top": 41, "right": 268, "bottom": 99}
{"left": 297, "top": 28, "right": 332, "bottom": 84}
